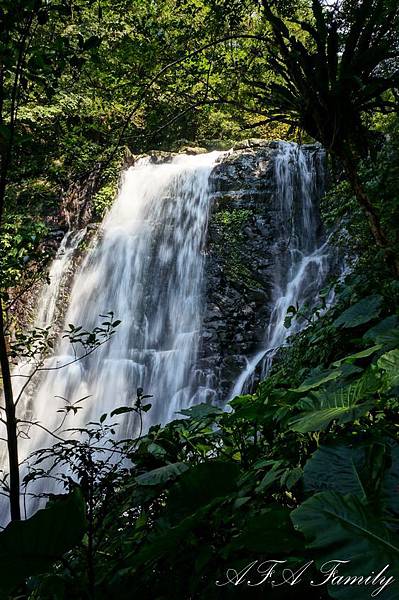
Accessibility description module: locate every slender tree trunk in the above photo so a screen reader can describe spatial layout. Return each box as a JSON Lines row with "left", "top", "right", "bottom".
{"left": 0, "top": 114, "right": 21, "bottom": 521}
{"left": 0, "top": 152, "right": 21, "bottom": 520}
{"left": 341, "top": 150, "right": 399, "bottom": 277}
{"left": 0, "top": 302, "right": 21, "bottom": 521}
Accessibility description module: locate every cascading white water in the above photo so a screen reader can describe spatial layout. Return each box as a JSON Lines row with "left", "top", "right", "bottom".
{"left": 17, "top": 152, "right": 222, "bottom": 460}
{"left": 1, "top": 229, "right": 87, "bottom": 442}
{"left": 1, "top": 143, "right": 337, "bottom": 523}
{"left": 229, "top": 142, "right": 331, "bottom": 398}
{"left": 35, "top": 229, "right": 88, "bottom": 330}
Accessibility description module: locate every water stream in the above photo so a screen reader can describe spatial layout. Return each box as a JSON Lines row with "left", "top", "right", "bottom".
{"left": 229, "top": 142, "right": 331, "bottom": 397}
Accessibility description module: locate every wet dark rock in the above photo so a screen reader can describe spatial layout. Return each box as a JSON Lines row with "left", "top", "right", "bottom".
{"left": 48, "top": 229, "right": 66, "bottom": 239}
{"left": 197, "top": 140, "right": 327, "bottom": 401}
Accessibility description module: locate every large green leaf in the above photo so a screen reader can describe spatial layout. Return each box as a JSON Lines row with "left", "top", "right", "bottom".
{"left": 256, "top": 460, "right": 286, "bottom": 492}
{"left": 383, "top": 444, "right": 399, "bottom": 516}
{"left": 291, "top": 491, "right": 399, "bottom": 599}
{"left": 332, "top": 344, "right": 382, "bottom": 367}
{"left": 333, "top": 294, "right": 383, "bottom": 328}
{"left": 228, "top": 394, "right": 270, "bottom": 422}
{"left": 135, "top": 462, "right": 189, "bottom": 486}
{"left": 290, "top": 401, "right": 372, "bottom": 433}
{"left": 0, "top": 489, "right": 86, "bottom": 595}
{"left": 289, "top": 375, "right": 375, "bottom": 433}
{"left": 377, "top": 349, "right": 399, "bottom": 391}
{"left": 305, "top": 442, "right": 399, "bottom": 518}
{"left": 363, "top": 316, "right": 399, "bottom": 348}
{"left": 291, "top": 368, "right": 342, "bottom": 393}
{"left": 127, "top": 464, "right": 240, "bottom": 570}
{"left": 126, "top": 503, "right": 213, "bottom": 570}
{"left": 178, "top": 403, "right": 222, "bottom": 418}
{"left": 304, "top": 445, "right": 367, "bottom": 500}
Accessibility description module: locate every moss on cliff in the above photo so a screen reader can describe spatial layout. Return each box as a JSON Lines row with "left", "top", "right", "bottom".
{"left": 211, "top": 208, "right": 261, "bottom": 289}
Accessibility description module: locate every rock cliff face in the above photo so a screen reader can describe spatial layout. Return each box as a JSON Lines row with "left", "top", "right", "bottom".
{"left": 197, "top": 139, "right": 328, "bottom": 400}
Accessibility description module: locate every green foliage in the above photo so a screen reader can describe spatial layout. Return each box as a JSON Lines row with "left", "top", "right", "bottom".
{"left": 288, "top": 383, "right": 375, "bottom": 434}
{"left": 211, "top": 208, "right": 262, "bottom": 288}
{"left": 303, "top": 444, "right": 369, "bottom": 499}
{"left": 333, "top": 294, "right": 383, "bottom": 328}
{"left": 321, "top": 114, "right": 399, "bottom": 266}
{"left": 1, "top": 1, "right": 399, "bottom": 598}
{"left": 291, "top": 491, "right": 399, "bottom": 599}
{"left": 253, "top": 0, "right": 399, "bottom": 154}
{"left": 303, "top": 441, "right": 399, "bottom": 517}
{"left": 135, "top": 462, "right": 188, "bottom": 486}
{"left": 91, "top": 182, "right": 116, "bottom": 220}
{"left": 213, "top": 209, "right": 252, "bottom": 229}
{"left": 0, "top": 490, "right": 86, "bottom": 596}
{"left": 0, "top": 215, "right": 49, "bottom": 294}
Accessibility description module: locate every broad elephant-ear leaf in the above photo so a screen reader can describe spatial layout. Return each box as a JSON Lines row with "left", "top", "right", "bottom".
{"left": 178, "top": 403, "right": 222, "bottom": 419}
{"left": 291, "top": 491, "right": 399, "bottom": 600}
{"left": 303, "top": 445, "right": 367, "bottom": 501}
{"left": 0, "top": 489, "right": 86, "bottom": 595}
{"left": 289, "top": 373, "right": 377, "bottom": 433}
{"left": 289, "top": 400, "right": 372, "bottom": 433}
{"left": 363, "top": 315, "right": 399, "bottom": 348}
{"left": 377, "top": 349, "right": 399, "bottom": 391}
{"left": 333, "top": 294, "right": 383, "bottom": 328}
{"left": 232, "top": 506, "right": 304, "bottom": 554}
{"left": 126, "top": 501, "right": 215, "bottom": 571}
{"left": 382, "top": 444, "right": 399, "bottom": 516}
{"left": 135, "top": 462, "right": 189, "bottom": 486}
{"left": 291, "top": 368, "right": 342, "bottom": 393}
{"left": 303, "top": 441, "right": 399, "bottom": 517}
{"left": 166, "top": 461, "right": 239, "bottom": 524}
{"left": 332, "top": 344, "right": 381, "bottom": 366}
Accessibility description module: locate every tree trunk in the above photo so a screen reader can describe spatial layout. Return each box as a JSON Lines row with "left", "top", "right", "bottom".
{"left": 0, "top": 302, "right": 21, "bottom": 521}
{"left": 341, "top": 150, "right": 399, "bottom": 277}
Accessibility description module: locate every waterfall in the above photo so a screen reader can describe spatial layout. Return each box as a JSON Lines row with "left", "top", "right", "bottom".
{"left": 229, "top": 142, "right": 331, "bottom": 398}
{"left": 1, "top": 229, "right": 87, "bottom": 440}
{"left": 16, "top": 151, "right": 222, "bottom": 461}
{"left": 36, "top": 229, "right": 88, "bottom": 329}
{"left": 0, "top": 142, "right": 337, "bottom": 522}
